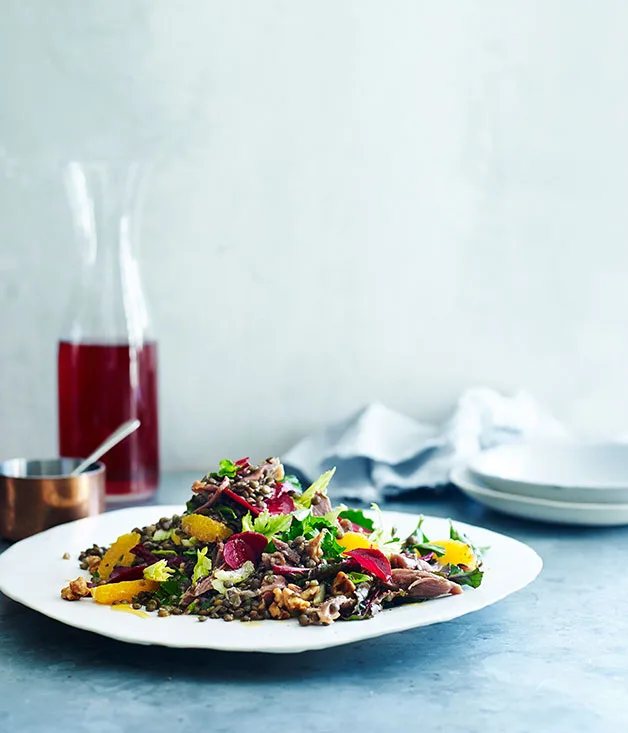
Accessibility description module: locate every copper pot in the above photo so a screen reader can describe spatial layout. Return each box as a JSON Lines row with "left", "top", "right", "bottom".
{"left": 0, "top": 458, "right": 106, "bottom": 541}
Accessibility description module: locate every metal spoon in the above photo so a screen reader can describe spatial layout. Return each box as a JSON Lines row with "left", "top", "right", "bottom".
{"left": 70, "top": 419, "right": 141, "bottom": 476}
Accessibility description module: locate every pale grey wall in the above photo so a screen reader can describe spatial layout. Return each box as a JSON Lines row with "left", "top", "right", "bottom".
{"left": 2, "top": 1, "right": 628, "bottom": 469}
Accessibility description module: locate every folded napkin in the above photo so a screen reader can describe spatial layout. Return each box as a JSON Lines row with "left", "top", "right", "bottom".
{"left": 282, "top": 388, "right": 569, "bottom": 503}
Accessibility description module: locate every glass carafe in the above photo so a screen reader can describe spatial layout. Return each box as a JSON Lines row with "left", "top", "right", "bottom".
{"left": 58, "top": 162, "right": 159, "bottom": 501}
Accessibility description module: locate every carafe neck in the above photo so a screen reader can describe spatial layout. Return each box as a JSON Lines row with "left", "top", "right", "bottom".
{"left": 62, "top": 162, "right": 152, "bottom": 346}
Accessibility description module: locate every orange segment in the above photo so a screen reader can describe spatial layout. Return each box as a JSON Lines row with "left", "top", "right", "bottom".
{"left": 181, "top": 514, "right": 232, "bottom": 543}
{"left": 337, "top": 531, "right": 372, "bottom": 552}
{"left": 98, "top": 532, "right": 141, "bottom": 580}
{"left": 430, "top": 539, "right": 477, "bottom": 569}
{"left": 91, "top": 579, "right": 159, "bottom": 604}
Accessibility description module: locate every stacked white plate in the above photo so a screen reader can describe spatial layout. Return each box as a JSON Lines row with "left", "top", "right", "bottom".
{"left": 451, "top": 443, "right": 628, "bottom": 526}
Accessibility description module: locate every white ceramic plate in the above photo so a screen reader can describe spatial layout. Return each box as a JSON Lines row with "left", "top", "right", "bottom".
{"left": 0, "top": 505, "right": 541, "bottom": 653}
{"left": 469, "top": 443, "right": 628, "bottom": 503}
{"left": 452, "top": 466, "right": 628, "bottom": 526}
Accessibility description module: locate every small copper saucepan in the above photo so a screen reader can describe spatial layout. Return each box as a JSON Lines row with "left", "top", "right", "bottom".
{"left": 0, "top": 458, "right": 106, "bottom": 542}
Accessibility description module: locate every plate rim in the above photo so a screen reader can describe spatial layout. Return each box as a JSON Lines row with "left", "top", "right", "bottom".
{"left": 452, "top": 465, "right": 628, "bottom": 511}
{"left": 468, "top": 442, "right": 628, "bottom": 491}
{"left": 0, "top": 505, "right": 543, "bottom": 653}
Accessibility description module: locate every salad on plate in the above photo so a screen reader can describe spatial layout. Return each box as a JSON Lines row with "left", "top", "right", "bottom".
{"left": 61, "top": 457, "right": 483, "bottom": 625}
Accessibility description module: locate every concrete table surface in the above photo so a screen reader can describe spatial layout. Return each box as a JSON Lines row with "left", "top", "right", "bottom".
{"left": 1, "top": 471, "right": 625, "bottom": 733}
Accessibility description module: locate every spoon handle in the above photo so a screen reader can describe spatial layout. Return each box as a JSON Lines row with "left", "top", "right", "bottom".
{"left": 70, "top": 419, "right": 141, "bottom": 476}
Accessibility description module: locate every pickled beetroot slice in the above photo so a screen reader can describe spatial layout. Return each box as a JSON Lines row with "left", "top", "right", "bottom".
{"left": 222, "top": 487, "right": 261, "bottom": 516}
{"left": 107, "top": 564, "right": 148, "bottom": 583}
{"left": 166, "top": 555, "right": 186, "bottom": 568}
{"left": 343, "top": 548, "right": 392, "bottom": 583}
{"left": 266, "top": 483, "right": 296, "bottom": 514}
{"left": 223, "top": 531, "right": 268, "bottom": 569}
{"left": 130, "top": 544, "right": 159, "bottom": 565}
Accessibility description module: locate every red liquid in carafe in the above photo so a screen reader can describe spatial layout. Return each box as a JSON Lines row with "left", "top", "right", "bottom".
{"left": 58, "top": 341, "right": 159, "bottom": 499}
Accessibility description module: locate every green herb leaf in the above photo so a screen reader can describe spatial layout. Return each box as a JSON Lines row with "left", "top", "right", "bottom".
{"left": 449, "top": 520, "right": 483, "bottom": 558}
{"left": 282, "top": 518, "right": 303, "bottom": 542}
{"left": 218, "top": 459, "right": 238, "bottom": 478}
{"left": 283, "top": 474, "right": 302, "bottom": 490}
{"left": 155, "top": 574, "right": 183, "bottom": 602}
{"left": 413, "top": 543, "right": 446, "bottom": 557}
{"left": 347, "top": 572, "right": 372, "bottom": 584}
{"left": 320, "top": 529, "right": 344, "bottom": 559}
{"left": 152, "top": 550, "right": 177, "bottom": 556}
{"left": 446, "top": 564, "right": 484, "bottom": 588}
{"left": 410, "top": 515, "right": 429, "bottom": 544}
{"left": 283, "top": 514, "right": 337, "bottom": 543}
{"left": 294, "top": 468, "right": 336, "bottom": 509}
{"left": 339, "top": 509, "right": 374, "bottom": 532}
{"left": 214, "top": 506, "right": 238, "bottom": 522}
{"left": 310, "top": 515, "right": 336, "bottom": 539}
{"left": 192, "top": 547, "right": 213, "bottom": 584}
{"left": 252, "top": 511, "right": 293, "bottom": 539}
{"left": 241, "top": 512, "right": 254, "bottom": 532}
{"left": 305, "top": 515, "right": 337, "bottom": 532}
{"left": 449, "top": 520, "right": 467, "bottom": 543}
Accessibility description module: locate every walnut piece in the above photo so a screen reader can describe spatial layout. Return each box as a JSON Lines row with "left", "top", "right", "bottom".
{"left": 331, "top": 571, "right": 356, "bottom": 596}
{"left": 300, "top": 581, "right": 321, "bottom": 602}
{"left": 269, "top": 585, "right": 311, "bottom": 619}
{"left": 268, "top": 602, "right": 290, "bottom": 620}
{"left": 270, "top": 458, "right": 285, "bottom": 481}
{"left": 86, "top": 555, "right": 101, "bottom": 574}
{"left": 61, "top": 576, "right": 91, "bottom": 601}
{"left": 306, "top": 531, "right": 325, "bottom": 561}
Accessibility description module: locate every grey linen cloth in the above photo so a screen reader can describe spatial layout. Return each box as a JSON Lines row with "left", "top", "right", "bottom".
{"left": 282, "top": 388, "right": 568, "bottom": 503}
